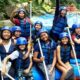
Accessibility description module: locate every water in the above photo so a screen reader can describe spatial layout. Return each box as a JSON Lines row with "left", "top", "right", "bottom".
{"left": 31, "top": 13, "right": 80, "bottom": 30}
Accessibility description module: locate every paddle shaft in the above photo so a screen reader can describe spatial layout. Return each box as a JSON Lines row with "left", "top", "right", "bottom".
{"left": 67, "top": 28, "right": 80, "bottom": 76}
{"left": 1, "top": 74, "right": 4, "bottom": 80}
{"left": 29, "top": 0, "right": 32, "bottom": 41}
{"left": 37, "top": 39, "right": 49, "bottom": 80}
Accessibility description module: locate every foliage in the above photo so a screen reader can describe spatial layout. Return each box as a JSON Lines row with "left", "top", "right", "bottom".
{"left": 0, "top": 0, "right": 80, "bottom": 20}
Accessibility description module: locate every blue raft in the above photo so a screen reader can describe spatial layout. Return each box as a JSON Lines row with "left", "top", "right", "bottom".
{"left": 31, "top": 59, "right": 80, "bottom": 80}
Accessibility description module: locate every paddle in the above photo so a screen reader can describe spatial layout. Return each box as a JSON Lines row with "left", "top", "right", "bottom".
{"left": 29, "top": 0, "right": 32, "bottom": 42}
{"left": 67, "top": 27, "right": 80, "bottom": 76}
{"left": 37, "top": 38, "right": 49, "bottom": 80}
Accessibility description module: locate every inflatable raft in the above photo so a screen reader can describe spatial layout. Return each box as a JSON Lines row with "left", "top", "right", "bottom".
{"left": 31, "top": 59, "right": 80, "bottom": 80}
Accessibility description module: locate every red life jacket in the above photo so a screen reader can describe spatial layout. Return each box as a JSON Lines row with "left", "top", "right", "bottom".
{"left": 13, "top": 17, "right": 31, "bottom": 26}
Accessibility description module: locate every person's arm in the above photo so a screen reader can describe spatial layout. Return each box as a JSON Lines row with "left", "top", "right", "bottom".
{"left": 33, "top": 43, "right": 44, "bottom": 63}
{"left": 57, "top": 45, "right": 67, "bottom": 69}
{"left": 55, "top": 0, "right": 60, "bottom": 17}
{"left": 49, "top": 50, "right": 56, "bottom": 74}
{"left": 71, "top": 34, "right": 80, "bottom": 44}
{"left": 72, "top": 34, "right": 80, "bottom": 44}
{"left": 33, "top": 52, "right": 44, "bottom": 63}
{"left": 53, "top": 0, "right": 60, "bottom": 25}
{"left": 2, "top": 56, "right": 11, "bottom": 75}
{"left": 0, "top": 39, "right": 2, "bottom": 45}
{"left": 52, "top": 50, "right": 57, "bottom": 68}
{"left": 71, "top": 50, "right": 74, "bottom": 58}
{"left": 23, "top": 40, "right": 32, "bottom": 60}
{"left": 10, "top": 8, "right": 18, "bottom": 23}
{"left": 74, "top": 38, "right": 80, "bottom": 44}
{"left": 24, "top": 57, "right": 33, "bottom": 74}
{"left": 2, "top": 51, "right": 19, "bottom": 75}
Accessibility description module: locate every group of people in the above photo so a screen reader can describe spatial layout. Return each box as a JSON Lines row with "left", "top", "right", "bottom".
{"left": 0, "top": 0, "right": 80, "bottom": 80}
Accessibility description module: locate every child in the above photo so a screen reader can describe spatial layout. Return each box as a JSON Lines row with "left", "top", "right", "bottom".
{"left": 56, "top": 32, "right": 73, "bottom": 80}
{"left": 71, "top": 23, "right": 80, "bottom": 58}
{"left": 2, "top": 37, "right": 33, "bottom": 80}
{"left": 10, "top": 8, "right": 32, "bottom": 39}
{"left": 33, "top": 28, "right": 56, "bottom": 80}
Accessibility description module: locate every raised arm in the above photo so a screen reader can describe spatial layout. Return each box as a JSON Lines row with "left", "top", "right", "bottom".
{"left": 55, "top": 0, "right": 60, "bottom": 17}
{"left": 10, "top": 8, "right": 18, "bottom": 23}
{"left": 53, "top": 0, "right": 60, "bottom": 26}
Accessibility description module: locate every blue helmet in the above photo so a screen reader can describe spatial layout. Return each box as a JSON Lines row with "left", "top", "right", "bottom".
{"left": 34, "top": 21, "right": 43, "bottom": 28}
{"left": 39, "top": 28, "right": 48, "bottom": 36}
{"left": 1, "top": 26, "right": 12, "bottom": 32}
{"left": 16, "top": 37, "right": 27, "bottom": 45}
{"left": 12, "top": 26, "right": 21, "bottom": 32}
{"left": 72, "top": 24, "right": 80, "bottom": 30}
{"left": 59, "top": 6, "right": 67, "bottom": 11}
{"left": 59, "top": 32, "right": 69, "bottom": 39}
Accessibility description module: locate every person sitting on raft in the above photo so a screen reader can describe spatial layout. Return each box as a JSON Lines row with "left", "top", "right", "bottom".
{"left": 33, "top": 28, "right": 57, "bottom": 80}
{"left": 2, "top": 37, "right": 34, "bottom": 80}
{"left": 56, "top": 32, "right": 73, "bottom": 80}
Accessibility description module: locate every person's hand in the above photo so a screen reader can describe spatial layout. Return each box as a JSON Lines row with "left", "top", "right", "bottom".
{"left": 49, "top": 67, "right": 53, "bottom": 75}
{"left": 24, "top": 69, "right": 30, "bottom": 74}
{"left": 2, "top": 67, "right": 6, "bottom": 76}
{"left": 12, "top": 8, "right": 18, "bottom": 16}
{"left": 40, "top": 57, "right": 44, "bottom": 62}
{"left": 23, "top": 53, "right": 29, "bottom": 60}
{"left": 0, "top": 39, "right": 2, "bottom": 45}
{"left": 70, "top": 41, "right": 74, "bottom": 46}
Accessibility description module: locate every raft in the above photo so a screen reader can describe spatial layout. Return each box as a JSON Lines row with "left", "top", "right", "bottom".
{"left": 32, "top": 65, "right": 44, "bottom": 80}
{"left": 31, "top": 59, "right": 80, "bottom": 80}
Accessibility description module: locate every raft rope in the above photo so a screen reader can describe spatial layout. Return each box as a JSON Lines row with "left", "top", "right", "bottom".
{"left": 67, "top": 27, "right": 80, "bottom": 76}
{"left": 37, "top": 38, "right": 49, "bottom": 80}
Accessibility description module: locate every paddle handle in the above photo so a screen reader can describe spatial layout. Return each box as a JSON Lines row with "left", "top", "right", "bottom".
{"left": 37, "top": 39, "right": 49, "bottom": 80}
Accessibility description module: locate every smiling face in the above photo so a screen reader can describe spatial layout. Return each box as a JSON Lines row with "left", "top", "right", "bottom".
{"left": 14, "top": 31, "right": 21, "bottom": 38}
{"left": 18, "top": 11, "right": 25, "bottom": 19}
{"left": 61, "top": 37, "right": 69, "bottom": 45}
{"left": 18, "top": 45, "right": 26, "bottom": 51}
{"left": 40, "top": 32, "right": 49, "bottom": 42}
{"left": 2, "top": 30, "right": 11, "bottom": 40}
{"left": 75, "top": 27, "right": 80, "bottom": 35}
